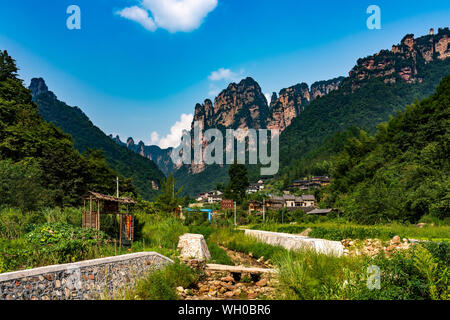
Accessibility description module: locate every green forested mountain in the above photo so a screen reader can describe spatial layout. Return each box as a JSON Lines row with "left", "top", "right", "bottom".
{"left": 29, "top": 78, "right": 165, "bottom": 200}
{"left": 278, "top": 29, "right": 450, "bottom": 184}
{"left": 324, "top": 76, "right": 450, "bottom": 224}
{"left": 0, "top": 50, "right": 135, "bottom": 209}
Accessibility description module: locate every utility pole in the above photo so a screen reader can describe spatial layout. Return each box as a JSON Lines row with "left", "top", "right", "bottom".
{"left": 263, "top": 198, "right": 265, "bottom": 223}
{"left": 116, "top": 176, "right": 119, "bottom": 198}
{"left": 234, "top": 201, "right": 237, "bottom": 227}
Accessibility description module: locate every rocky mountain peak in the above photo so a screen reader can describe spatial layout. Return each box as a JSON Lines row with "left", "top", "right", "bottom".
{"left": 349, "top": 27, "right": 450, "bottom": 89}
{"left": 126, "top": 137, "right": 135, "bottom": 148}
{"left": 192, "top": 76, "right": 270, "bottom": 131}
{"left": 29, "top": 78, "right": 49, "bottom": 98}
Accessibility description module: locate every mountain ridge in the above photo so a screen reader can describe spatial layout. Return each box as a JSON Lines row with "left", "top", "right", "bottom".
{"left": 30, "top": 78, "right": 165, "bottom": 200}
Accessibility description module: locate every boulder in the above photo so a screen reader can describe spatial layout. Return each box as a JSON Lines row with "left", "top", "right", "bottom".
{"left": 177, "top": 233, "right": 211, "bottom": 260}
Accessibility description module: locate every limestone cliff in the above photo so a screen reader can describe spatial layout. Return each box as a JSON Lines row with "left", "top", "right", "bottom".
{"left": 193, "top": 77, "right": 270, "bottom": 131}
{"left": 348, "top": 27, "right": 450, "bottom": 89}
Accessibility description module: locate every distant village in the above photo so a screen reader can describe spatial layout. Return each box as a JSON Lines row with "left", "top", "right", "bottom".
{"left": 193, "top": 176, "right": 334, "bottom": 216}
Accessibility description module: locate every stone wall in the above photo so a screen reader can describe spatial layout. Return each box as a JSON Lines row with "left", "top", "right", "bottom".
{"left": 244, "top": 229, "right": 344, "bottom": 257}
{"left": 0, "top": 252, "right": 173, "bottom": 300}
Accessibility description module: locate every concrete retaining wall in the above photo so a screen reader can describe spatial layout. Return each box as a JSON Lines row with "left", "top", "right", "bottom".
{"left": 244, "top": 229, "right": 344, "bottom": 257}
{"left": 0, "top": 252, "right": 173, "bottom": 300}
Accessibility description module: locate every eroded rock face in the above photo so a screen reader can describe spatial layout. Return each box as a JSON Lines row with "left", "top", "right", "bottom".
{"left": 310, "top": 77, "right": 345, "bottom": 99}
{"left": 111, "top": 135, "right": 175, "bottom": 175}
{"left": 349, "top": 27, "right": 450, "bottom": 89}
{"left": 29, "top": 78, "right": 49, "bottom": 97}
{"left": 195, "top": 77, "right": 270, "bottom": 131}
{"left": 266, "top": 83, "right": 310, "bottom": 132}
{"left": 177, "top": 234, "right": 211, "bottom": 260}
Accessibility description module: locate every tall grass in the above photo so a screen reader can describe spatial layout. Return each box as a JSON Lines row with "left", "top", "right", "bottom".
{"left": 137, "top": 214, "right": 188, "bottom": 250}
{"left": 210, "top": 228, "right": 288, "bottom": 261}
{"left": 274, "top": 249, "right": 364, "bottom": 300}
{"left": 118, "top": 261, "right": 200, "bottom": 300}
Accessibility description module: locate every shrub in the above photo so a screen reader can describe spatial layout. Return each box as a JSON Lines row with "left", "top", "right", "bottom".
{"left": 26, "top": 223, "right": 106, "bottom": 263}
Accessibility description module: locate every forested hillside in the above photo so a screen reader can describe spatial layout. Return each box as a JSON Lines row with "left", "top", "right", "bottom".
{"left": 278, "top": 57, "right": 450, "bottom": 184}
{"left": 30, "top": 78, "right": 165, "bottom": 200}
{"left": 0, "top": 50, "right": 135, "bottom": 209}
{"left": 324, "top": 76, "right": 450, "bottom": 223}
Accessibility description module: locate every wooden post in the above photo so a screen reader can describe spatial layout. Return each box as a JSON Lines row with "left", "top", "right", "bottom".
{"left": 89, "top": 196, "right": 93, "bottom": 229}
{"left": 119, "top": 213, "right": 122, "bottom": 249}
{"left": 97, "top": 200, "right": 100, "bottom": 237}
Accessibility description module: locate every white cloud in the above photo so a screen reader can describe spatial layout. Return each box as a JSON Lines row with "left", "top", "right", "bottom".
{"left": 150, "top": 113, "right": 193, "bottom": 149}
{"left": 208, "top": 68, "right": 238, "bottom": 82}
{"left": 207, "top": 68, "right": 245, "bottom": 98}
{"left": 150, "top": 131, "right": 160, "bottom": 145}
{"left": 116, "top": 0, "right": 218, "bottom": 33}
{"left": 116, "top": 6, "right": 157, "bottom": 31}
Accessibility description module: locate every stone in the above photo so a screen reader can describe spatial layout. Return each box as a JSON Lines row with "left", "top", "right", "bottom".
{"left": 248, "top": 292, "right": 258, "bottom": 299}
{"left": 299, "top": 228, "right": 313, "bottom": 237}
{"left": 220, "top": 276, "right": 234, "bottom": 283}
{"left": 256, "top": 279, "right": 267, "bottom": 287}
{"left": 177, "top": 234, "right": 211, "bottom": 260}
{"left": 391, "top": 236, "right": 401, "bottom": 245}
{"left": 45, "top": 274, "right": 54, "bottom": 281}
{"left": 416, "top": 223, "right": 426, "bottom": 228}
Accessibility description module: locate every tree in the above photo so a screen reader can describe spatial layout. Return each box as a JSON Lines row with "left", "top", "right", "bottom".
{"left": 154, "top": 174, "right": 183, "bottom": 214}
{"left": 0, "top": 50, "right": 19, "bottom": 81}
{"left": 224, "top": 162, "right": 249, "bottom": 204}
{"left": 0, "top": 158, "right": 46, "bottom": 211}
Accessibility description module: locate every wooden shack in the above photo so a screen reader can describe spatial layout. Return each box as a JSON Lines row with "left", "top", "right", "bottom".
{"left": 82, "top": 191, "right": 136, "bottom": 247}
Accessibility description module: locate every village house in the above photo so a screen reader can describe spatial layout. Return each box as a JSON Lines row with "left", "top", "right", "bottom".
{"left": 196, "top": 190, "right": 223, "bottom": 204}
{"left": 246, "top": 180, "right": 265, "bottom": 194}
{"left": 301, "top": 194, "right": 316, "bottom": 207}
{"left": 291, "top": 176, "right": 330, "bottom": 190}
{"left": 261, "top": 194, "right": 317, "bottom": 211}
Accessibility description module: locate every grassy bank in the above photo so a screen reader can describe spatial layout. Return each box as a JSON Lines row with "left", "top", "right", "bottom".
{"left": 246, "top": 221, "right": 450, "bottom": 241}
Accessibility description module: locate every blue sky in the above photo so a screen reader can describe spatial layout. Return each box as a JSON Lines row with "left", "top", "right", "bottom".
{"left": 0, "top": 0, "right": 449, "bottom": 148}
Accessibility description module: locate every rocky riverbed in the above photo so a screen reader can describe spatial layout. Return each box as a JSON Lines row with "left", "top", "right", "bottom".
{"left": 178, "top": 247, "right": 277, "bottom": 300}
